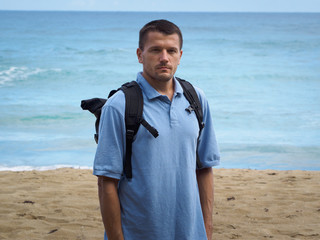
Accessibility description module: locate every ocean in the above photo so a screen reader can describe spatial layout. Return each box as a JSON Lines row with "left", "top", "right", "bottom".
{"left": 0, "top": 11, "right": 319, "bottom": 171}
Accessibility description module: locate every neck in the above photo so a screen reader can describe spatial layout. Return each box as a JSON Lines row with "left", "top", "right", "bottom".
{"left": 142, "top": 74, "right": 175, "bottom": 101}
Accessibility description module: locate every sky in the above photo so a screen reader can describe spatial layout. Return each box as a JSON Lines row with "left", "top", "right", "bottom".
{"left": 0, "top": 0, "right": 319, "bottom": 12}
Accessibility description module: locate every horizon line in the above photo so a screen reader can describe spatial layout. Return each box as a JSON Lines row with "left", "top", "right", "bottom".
{"left": 0, "top": 9, "right": 320, "bottom": 14}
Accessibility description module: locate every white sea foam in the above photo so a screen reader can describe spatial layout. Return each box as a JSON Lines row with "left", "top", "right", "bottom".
{"left": 0, "top": 66, "right": 62, "bottom": 86}
{"left": 0, "top": 165, "right": 92, "bottom": 172}
{"left": 0, "top": 67, "right": 24, "bottom": 85}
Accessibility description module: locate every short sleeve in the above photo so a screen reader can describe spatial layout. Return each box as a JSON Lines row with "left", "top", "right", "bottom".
{"left": 93, "top": 92, "right": 126, "bottom": 179}
{"left": 196, "top": 88, "right": 220, "bottom": 168}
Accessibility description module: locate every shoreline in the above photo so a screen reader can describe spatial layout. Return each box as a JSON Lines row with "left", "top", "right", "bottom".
{"left": 1, "top": 165, "right": 320, "bottom": 172}
{"left": 0, "top": 165, "right": 93, "bottom": 172}
{"left": 0, "top": 168, "right": 319, "bottom": 239}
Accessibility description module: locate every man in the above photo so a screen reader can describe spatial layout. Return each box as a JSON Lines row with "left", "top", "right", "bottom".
{"left": 94, "top": 19, "right": 220, "bottom": 240}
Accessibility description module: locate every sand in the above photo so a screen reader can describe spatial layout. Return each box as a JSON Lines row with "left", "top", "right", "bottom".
{"left": 0, "top": 168, "right": 319, "bottom": 240}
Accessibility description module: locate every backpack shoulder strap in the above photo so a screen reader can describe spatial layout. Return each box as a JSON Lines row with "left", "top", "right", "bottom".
{"left": 121, "top": 81, "right": 143, "bottom": 179}
{"left": 176, "top": 77, "right": 205, "bottom": 169}
{"left": 121, "top": 81, "right": 144, "bottom": 136}
{"left": 176, "top": 77, "right": 204, "bottom": 131}
{"left": 121, "top": 81, "right": 158, "bottom": 179}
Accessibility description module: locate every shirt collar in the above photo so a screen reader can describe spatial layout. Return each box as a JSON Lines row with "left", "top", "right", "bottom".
{"left": 136, "top": 72, "right": 183, "bottom": 100}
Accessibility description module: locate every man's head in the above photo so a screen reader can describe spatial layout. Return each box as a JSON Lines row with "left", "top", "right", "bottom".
{"left": 139, "top": 19, "right": 183, "bottom": 51}
{"left": 137, "top": 20, "right": 183, "bottom": 84}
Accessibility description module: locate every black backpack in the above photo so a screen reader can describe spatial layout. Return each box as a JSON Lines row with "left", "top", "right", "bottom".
{"left": 81, "top": 78, "right": 204, "bottom": 179}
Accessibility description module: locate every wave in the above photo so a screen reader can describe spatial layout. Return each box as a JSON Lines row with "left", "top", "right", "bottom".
{"left": 0, "top": 164, "right": 92, "bottom": 172}
{"left": 76, "top": 48, "right": 131, "bottom": 55}
{"left": 20, "top": 112, "right": 82, "bottom": 122}
{"left": 0, "top": 66, "right": 62, "bottom": 87}
{"left": 55, "top": 46, "right": 131, "bottom": 55}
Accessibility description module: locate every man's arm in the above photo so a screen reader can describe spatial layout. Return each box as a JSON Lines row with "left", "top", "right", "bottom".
{"left": 196, "top": 167, "right": 214, "bottom": 240}
{"left": 97, "top": 176, "right": 124, "bottom": 240}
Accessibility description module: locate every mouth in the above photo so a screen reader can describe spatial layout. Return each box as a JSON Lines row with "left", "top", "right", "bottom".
{"left": 157, "top": 65, "right": 171, "bottom": 71}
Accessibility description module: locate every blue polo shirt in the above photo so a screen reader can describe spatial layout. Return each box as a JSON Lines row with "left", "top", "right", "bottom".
{"left": 94, "top": 73, "right": 220, "bottom": 240}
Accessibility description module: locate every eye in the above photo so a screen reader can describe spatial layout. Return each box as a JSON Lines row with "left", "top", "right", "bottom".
{"left": 168, "top": 48, "right": 178, "bottom": 54}
{"left": 150, "top": 48, "right": 161, "bottom": 53}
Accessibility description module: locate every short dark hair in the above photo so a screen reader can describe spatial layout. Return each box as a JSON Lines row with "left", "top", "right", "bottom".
{"left": 139, "top": 19, "right": 183, "bottom": 50}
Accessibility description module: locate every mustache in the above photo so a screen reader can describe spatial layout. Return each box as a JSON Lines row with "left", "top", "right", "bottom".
{"left": 156, "top": 64, "right": 172, "bottom": 69}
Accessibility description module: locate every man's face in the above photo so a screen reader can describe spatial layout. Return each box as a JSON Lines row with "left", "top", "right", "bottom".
{"left": 137, "top": 31, "right": 183, "bottom": 83}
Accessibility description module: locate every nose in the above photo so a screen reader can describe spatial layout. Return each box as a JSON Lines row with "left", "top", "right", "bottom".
{"left": 159, "top": 50, "right": 169, "bottom": 62}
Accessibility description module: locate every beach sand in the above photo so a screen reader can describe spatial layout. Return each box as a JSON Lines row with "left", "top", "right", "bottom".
{"left": 0, "top": 168, "right": 319, "bottom": 240}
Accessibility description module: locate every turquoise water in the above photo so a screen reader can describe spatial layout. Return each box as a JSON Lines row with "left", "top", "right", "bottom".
{"left": 0, "top": 11, "right": 320, "bottom": 170}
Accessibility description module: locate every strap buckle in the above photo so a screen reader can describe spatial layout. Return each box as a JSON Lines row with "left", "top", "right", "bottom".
{"left": 126, "top": 129, "right": 135, "bottom": 140}
{"left": 185, "top": 105, "right": 194, "bottom": 113}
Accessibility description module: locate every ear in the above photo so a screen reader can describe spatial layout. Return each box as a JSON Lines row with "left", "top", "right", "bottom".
{"left": 137, "top": 48, "right": 143, "bottom": 64}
